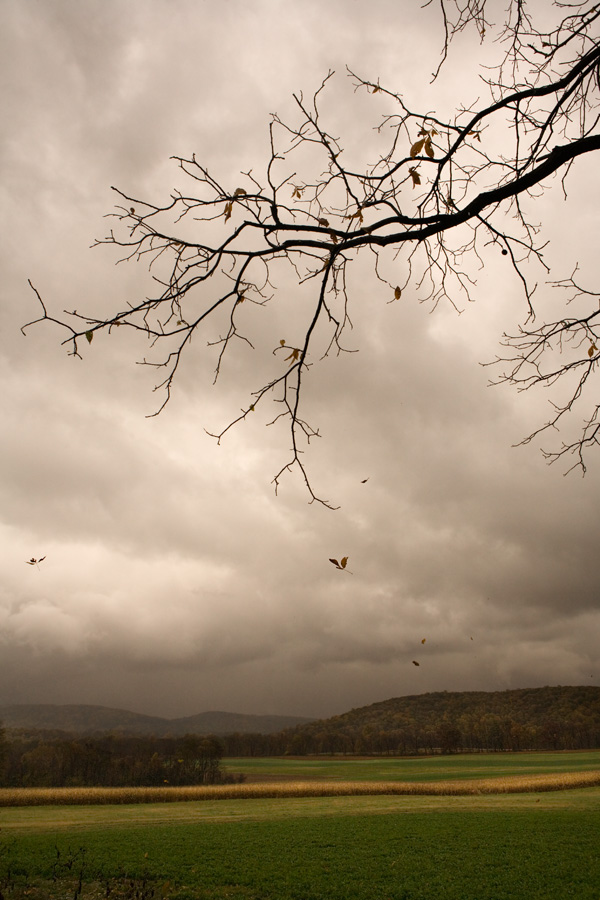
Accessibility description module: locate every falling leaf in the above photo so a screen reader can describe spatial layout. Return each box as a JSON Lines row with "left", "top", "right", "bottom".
{"left": 85, "top": 331, "right": 93, "bottom": 344}
{"left": 412, "top": 660, "right": 420, "bottom": 666}
{"left": 26, "top": 556, "right": 46, "bottom": 567}
{"left": 361, "top": 478, "right": 369, "bottom": 483}
{"left": 421, "top": 638, "right": 426, "bottom": 644}
{"left": 410, "top": 138, "right": 425, "bottom": 158}
{"left": 329, "top": 557, "right": 351, "bottom": 573}
{"left": 409, "top": 168, "right": 421, "bottom": 187}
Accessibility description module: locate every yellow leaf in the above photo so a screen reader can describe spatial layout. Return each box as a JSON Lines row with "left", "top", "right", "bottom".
{"left": 410, "top": 138, "right": 425, "bottom": 158}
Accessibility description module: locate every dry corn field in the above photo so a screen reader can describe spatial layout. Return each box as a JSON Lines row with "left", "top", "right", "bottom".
{"left": 1, "top": 770, "right": 599, "bottom": 806}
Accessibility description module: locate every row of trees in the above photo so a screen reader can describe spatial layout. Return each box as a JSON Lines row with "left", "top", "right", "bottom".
{"left": 220, "top": 712, "right": 600, "bottom": 757}
{"left": 0, "top": 731, "right": 236, "bottom": 788}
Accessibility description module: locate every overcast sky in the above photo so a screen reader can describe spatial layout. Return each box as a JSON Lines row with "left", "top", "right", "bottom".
{"left": 1, "top": 0, "right": 598, "bottom": 721}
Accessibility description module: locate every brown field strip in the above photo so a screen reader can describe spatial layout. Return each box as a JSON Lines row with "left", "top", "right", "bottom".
{"left": 1, "top": 770, "right": 599, "bottom": 806}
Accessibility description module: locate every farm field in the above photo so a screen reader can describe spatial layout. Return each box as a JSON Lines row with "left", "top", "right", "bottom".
{"left": 221, "top": 749, "right": 600, "bottom": 782}
{"left": 1, "top": 753, "right": 600, "bottom": 900}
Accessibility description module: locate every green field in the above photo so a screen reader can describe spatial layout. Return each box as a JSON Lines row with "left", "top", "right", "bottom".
{"left": 222, "top": 750, "right": 600, "bottom": 783}
{"left": 2, "top": 752, "right": 600, "bottom": 900}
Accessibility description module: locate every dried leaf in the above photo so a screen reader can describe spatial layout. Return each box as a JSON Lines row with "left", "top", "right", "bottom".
{"left": 224, "top": 201, "right": 233, "bottom": 222}
{"left": 280, "top": 339, "right": 286, "bottom": 346}
{"left": 233, "top": 187, "right": 246, "bottom": 196}
{"left": 409, "top": 168, "right": 421, "bottom": 187}
{"left": 421, "top": 638, "right": 426, "bottom": 644}
{"left": 588, "top": 343, "right": 597, "bottom": 357}
{"left": 340, "top": 557, "right": 348, "bottom": 569}
{"left": 424, "top": 136, "right": 434, "bottom": 158}
{"left": 394, "top": 286, "right": 402, "bottom": 300}
{"left": 329, "top": 558, "right": 340, "bottom": 568}
{"left": 410, "top": 138, "right": 425, "bottom": 158}
{"left": 318, "top": 218, "right": 330, "bottom": 227}
{"left": 412, "top": 660, "right": 420, "bottom": 666}
{"left": 85, "top": 330, "right": 94, "bottom": 344}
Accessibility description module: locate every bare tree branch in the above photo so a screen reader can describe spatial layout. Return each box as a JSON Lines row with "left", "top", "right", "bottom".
{"left": 24, "top": 0, "right": 600, "bottom": 501}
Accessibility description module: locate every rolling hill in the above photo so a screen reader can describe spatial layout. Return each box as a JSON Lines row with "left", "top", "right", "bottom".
{"left": 0, "top": 704, "right": 314, "bottom": 736}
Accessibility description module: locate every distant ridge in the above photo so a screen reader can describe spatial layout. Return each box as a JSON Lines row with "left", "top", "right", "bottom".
{"left": 283, "top": 685, "right": 600, "bottom": 753}
{"left": 0, "top": 704, "right": 314, "bottom": 736}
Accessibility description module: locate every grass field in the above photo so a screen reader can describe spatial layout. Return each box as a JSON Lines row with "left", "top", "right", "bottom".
{"left": 222, "top": 750, "right": 600, "bottom": 782}
{"left": 1, "top": 752, "right": 600, "bottom": 899}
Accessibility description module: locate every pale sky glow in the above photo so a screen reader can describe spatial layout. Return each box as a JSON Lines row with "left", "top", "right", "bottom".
{"left": 1, "top": 0, "right": 599, "bottom": 720}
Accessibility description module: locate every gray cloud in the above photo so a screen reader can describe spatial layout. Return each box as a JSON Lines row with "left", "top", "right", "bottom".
{"left": 1, "top": 0, "right": 598, "bottom": 720}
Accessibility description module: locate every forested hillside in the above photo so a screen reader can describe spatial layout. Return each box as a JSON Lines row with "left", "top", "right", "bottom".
{"left": 1, "top": 688, "right": 598, "bottom": 782}
{"left": 275, "top": 686, "right": 600, "bottom": 755}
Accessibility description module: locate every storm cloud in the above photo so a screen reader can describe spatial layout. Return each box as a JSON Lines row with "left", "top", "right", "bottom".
{"left": 1, "top": 0, "right": 598, "bottom": 719}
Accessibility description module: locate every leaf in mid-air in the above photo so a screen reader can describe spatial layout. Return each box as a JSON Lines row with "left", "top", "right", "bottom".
{"left": 412, "top": 660, "right": 420, "bottom": 666}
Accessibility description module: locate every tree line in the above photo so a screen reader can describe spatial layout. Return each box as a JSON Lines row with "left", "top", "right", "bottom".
{"left": 0, "top": 728, "right": 240, "bottom": 788}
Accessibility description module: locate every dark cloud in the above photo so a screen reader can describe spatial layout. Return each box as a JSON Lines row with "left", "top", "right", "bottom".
{"left": 1, "top": 0, "right": 598, "bottom": 720}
